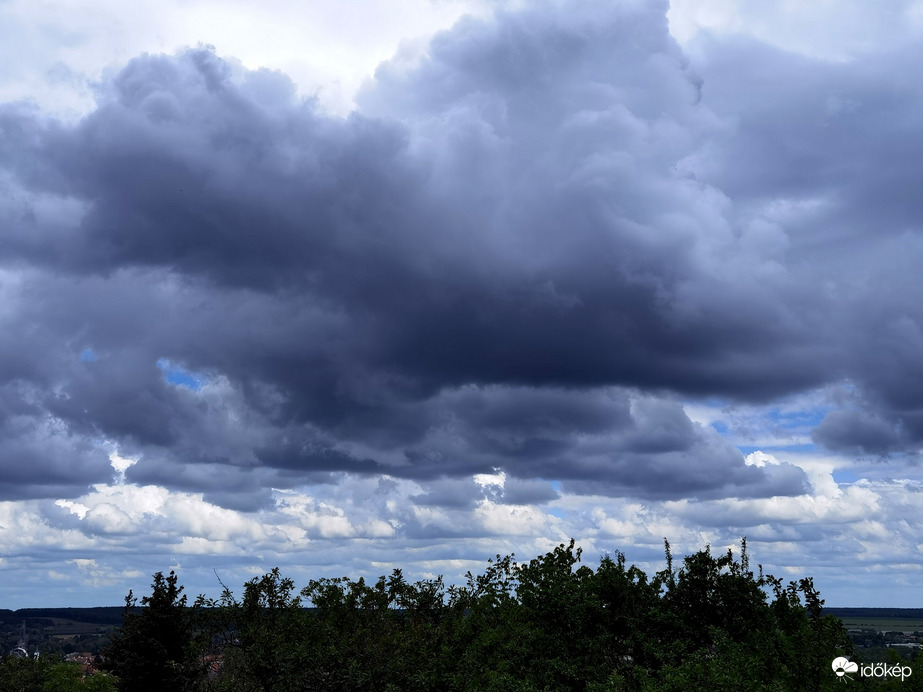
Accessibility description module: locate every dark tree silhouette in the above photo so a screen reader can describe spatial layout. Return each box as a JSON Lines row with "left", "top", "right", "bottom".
{"left": 101, "top": 541, "right": 877, "bottom": 691}
{"left": 104, "top": 570, "right": 202, "bottom": 691}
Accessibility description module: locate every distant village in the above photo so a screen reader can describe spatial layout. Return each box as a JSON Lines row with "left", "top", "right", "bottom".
{"left": 848, "top": 627, "right": 923, "bottom": 654}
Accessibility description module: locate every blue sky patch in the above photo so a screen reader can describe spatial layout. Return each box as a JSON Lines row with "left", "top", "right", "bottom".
{"left": 765, "top": 407, "right": 828, "bottom": 430}
{"left": 156, "top": 358, "right": 206, "bottom": 391}
{"left": 738, "top": 443, "right": 817, "bottom": 456}
{"left": 833, "top": 469, "right": 859, "bottom": 484}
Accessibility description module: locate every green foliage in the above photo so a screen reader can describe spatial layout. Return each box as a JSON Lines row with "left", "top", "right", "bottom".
{"left": 0, "top": 655, "right": 117, "bottom": 692}
{"left": 227, "top": 567, "right": 308, "bottom": 692}
{"left": 97, "top": 539, "right": 865, "bottom": 692}
{"left": 103, "top": 570, "right": 204, "bottom": 691}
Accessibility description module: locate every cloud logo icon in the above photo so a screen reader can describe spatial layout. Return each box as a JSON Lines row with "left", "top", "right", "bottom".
{"left": 832, "top": 657, "right": 859, "bottom": 677}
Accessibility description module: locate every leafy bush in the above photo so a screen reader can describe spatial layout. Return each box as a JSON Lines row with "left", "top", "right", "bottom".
{"left": 100, "top": 539, "right": 859, "bottom": 691}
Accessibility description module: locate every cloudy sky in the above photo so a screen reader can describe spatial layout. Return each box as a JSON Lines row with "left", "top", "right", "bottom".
{"left": 1, "top": 0, "right": 922, "bottom": 608}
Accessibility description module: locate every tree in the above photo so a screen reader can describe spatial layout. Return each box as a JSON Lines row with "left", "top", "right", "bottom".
{"left": 110, "top": 540, "right": 854, "bottom": 691}
{"left": 0, "top": 655, "right": 117, "bottom": 692}
{"left": 104, "top": 570, "right": 204, "bottom": 691}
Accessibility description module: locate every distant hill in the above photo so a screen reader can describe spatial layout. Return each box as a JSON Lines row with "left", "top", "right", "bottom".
{"left": 1, "top": 607, "right": 124, "bottom": 625}
{"left": 0, "top": 607, "right": 124, "bottom": 656}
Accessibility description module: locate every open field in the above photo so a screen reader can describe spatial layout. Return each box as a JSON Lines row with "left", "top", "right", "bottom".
{"left": 838, "top": 617, "right": 923, "bottom": 632}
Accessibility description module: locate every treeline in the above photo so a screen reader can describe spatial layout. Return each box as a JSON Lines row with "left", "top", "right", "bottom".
{"left": 7, "top": 539, "right": 917, "bottom": 690}
{"left": 104, "top": 539, "right": 864, "bottom": 691}
{"left": 2, "top": 608, "right": 125, "bottom": 626}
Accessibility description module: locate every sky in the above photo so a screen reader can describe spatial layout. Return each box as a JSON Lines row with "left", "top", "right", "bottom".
{"left": 1, "top": 0, "right": 922, "bottom": 608}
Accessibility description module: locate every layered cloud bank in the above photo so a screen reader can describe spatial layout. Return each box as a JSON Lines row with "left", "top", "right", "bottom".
{"left": 0, "top": 0, "right": 922, "bottom": 606}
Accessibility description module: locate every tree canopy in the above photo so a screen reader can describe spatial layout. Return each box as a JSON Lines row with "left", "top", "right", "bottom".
{"left": 87, "top": 539, "right": 920, "bottom": 691}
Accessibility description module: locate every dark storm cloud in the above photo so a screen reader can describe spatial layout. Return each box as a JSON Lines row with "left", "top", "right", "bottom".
{"left": 813, "top": 410, "right": 902, "bottom": 456}
{"left": 2, "top": 0, "right": 916, "bottom": 506}
{"left": 690, "top": 34, "right": 923, "bottom": 455}
{"left": 690, "top": 35, "right": 923, "bottom": 237}
{"left": 0, "top": 397, "right": 111, "bottom": 499}
{"left": 0, "top": 3, "right": 823, "bottom": 399}
{"left": 410, "top": 467, "right": 557, "bottom": 507}
{"left": 411, "top": 477, "right": 483, "bottom": 509}
{"left": 365, "top": 386, "right": 807, "bottom": 500}
{"left": 500, "top": 478, "right": 559, "bottom": 505}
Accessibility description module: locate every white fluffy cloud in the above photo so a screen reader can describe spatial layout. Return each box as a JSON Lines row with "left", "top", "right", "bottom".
{"left": 0, "top": 446, "right": 910, "bottom": 606}
{"left": 0, "top": 0, "right": 492, "bottom": 118}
